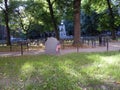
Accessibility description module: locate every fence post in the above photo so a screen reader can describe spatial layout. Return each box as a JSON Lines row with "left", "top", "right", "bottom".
{"left": 76, "top": 42, "right": 79, "bottom": 53}
{"left": 94, "top": 39, "right": 96, "bottom": 47}
{"left": 88, "top": 39, "right": 90, "bottom": 45}
{"left": 62, "top": 39, "right": 65, "bottom": 49}
{"left": 10, "top": 45, "right": 12, "bottom": 51}
{"left": 106, "top": 38, "right": 109, "bottom": 51}
{"left": 92, "top": 39, "right": 94, "bottom": 48}
{"left": 21, "top": 42, "right": 23, "bottom": 55}
{"left": 26, "top": 42, "right": 29, "bottom": 51}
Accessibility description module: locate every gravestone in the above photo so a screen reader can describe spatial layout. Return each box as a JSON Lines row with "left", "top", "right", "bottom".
{"left": 45, "top": 37, "right": 60, "bottom": 54}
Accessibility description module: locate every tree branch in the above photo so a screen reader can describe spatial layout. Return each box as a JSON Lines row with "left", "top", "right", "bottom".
{"left": 51, "top": 0, "right": 57, "bottom": 5}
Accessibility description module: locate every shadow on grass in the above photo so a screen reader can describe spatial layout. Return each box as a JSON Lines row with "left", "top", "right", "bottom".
{"left": 0, "top": 52, "right": 120, "bottom": 89}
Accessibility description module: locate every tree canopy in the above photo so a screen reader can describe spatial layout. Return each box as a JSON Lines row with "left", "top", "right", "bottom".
{"left": 0, "top": 0, "right": 120, "bottom": 45}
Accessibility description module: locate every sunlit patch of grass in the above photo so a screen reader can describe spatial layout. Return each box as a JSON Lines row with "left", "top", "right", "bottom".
{"left": 82, "top": 52, "right": 120, "bottom": 84}
{"left": 0, "top": 51, "right": 120, "bottom": 89}
{"left": 20, "top": 62, "right": 35, "bottom": 80}
{"left": 99, "top": 54, "right": 120, "bottom": 81}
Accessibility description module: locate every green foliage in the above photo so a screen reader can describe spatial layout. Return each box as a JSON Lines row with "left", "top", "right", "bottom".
{"left": 27, "top": 23, "right": 43, "bottom": 39}
{"left": 0, "top": 52, "right": 120, "bottom": 89}
{"left": 82, "top": 0, "right": 120, "bottom": 33}
{"left": 25, "top": 0, "right": 60, "bottom": 31}
{"left": 81, "top": 10, "right": 99, "bottom": 35}
{"left": 0, "top": 0, "right": 120, "bottom": 39}
{"left": 0, "top": 0, "right": 2, "bottom": 3}
{"left": 64, "top": 20, "right": 74, "bottom": 35}
{"left": 82, "top": 0, "right": 107, "bottom": 14}
{"left": 55, "top": 0, "right": 74, "bottom": 20}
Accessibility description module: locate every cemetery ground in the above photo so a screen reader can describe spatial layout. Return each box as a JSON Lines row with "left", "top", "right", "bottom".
{"left": 0, "top": 51, "right": 120, "bottom": 90}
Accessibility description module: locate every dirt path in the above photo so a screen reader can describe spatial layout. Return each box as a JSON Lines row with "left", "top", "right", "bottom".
{"left": 0, "top": 42, "right": 120, "bottom": 57}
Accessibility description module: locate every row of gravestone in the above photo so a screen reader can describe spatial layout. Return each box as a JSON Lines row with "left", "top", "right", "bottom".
{"left": 45, "top": 36, "right": 110, "bottom": 55}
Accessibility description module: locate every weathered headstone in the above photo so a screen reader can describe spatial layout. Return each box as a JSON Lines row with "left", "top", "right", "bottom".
{"left": 45, "top": 37, "right": 60, "bottom": 54}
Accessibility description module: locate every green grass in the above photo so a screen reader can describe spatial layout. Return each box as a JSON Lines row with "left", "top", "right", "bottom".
{"left": 0, "top": 45, "right": 28, "bottom": 52}
{"left": 0, "top": 45, "right": 43, "bottom": 52}
{"left": 0, "top": 51, "right": 120, "bottom": 90}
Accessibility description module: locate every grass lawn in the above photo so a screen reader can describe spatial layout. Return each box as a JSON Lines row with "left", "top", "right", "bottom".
{"left": 0, "top": 45, "right": 43, "bottom": 52}
{"left": 0, "top": 45, "right": 28, "bottom": 52}
{"left": 0, "top": 51, "right": 120, "bottom": 90}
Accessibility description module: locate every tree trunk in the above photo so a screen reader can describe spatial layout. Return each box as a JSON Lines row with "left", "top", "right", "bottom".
{"left": 4, "top": 0, "right": 11, "bottom": 45}
{"left": 46, "top": 0, "right": 59, "bottom": 40}
{"left": 73, "top": 0, "right": 81, "bottom": 46}
{"left": 106, "top": 0, "right": 116, "bottom": 40}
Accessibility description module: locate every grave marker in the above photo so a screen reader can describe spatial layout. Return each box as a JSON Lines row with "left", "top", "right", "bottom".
{"left": 45, "top": 37, "right": 60, "bottom": 54}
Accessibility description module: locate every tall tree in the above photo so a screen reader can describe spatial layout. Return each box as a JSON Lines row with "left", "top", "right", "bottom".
{"left": 73, "top": 0, "right": 81, "bottom": 45}
{"left": 46, "top": 0, "right": 59, "bottom": 40}
{"left": 0, "top": 0, "right": 11, "bottom": 45}
{"left": 4, "top": 0, "right": 11, "bottom": 45}
{"left": 106, "top": 0, "right": 116, "bottom": 40}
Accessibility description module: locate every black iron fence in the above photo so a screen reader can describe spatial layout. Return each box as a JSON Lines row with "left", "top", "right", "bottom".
{"left": 60, "top": 36, "right": 110, "bottom": 48}
{"left": 0, "top": 36, "right": 120, "bottom": 55}
{"left": 0, "top": 39, "right": 45, "bottom": 55}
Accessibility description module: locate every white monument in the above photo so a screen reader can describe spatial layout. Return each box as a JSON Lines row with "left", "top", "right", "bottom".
{"left": 58, "top": 20, "right": 67, "bottom": 39}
